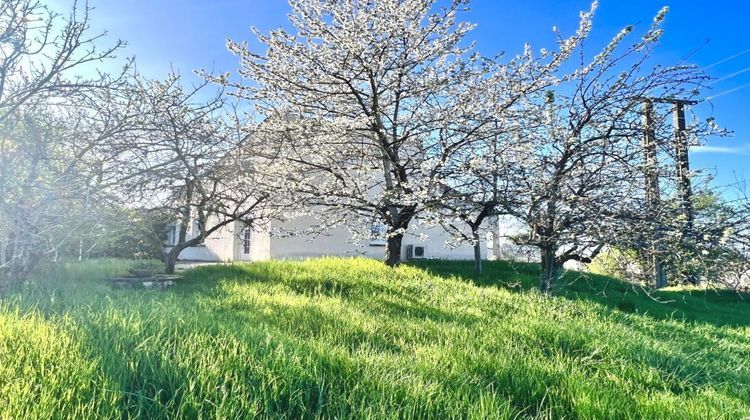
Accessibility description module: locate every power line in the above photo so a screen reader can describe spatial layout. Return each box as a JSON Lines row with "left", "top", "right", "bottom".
{"left": 678, "top": 39, "right": 710, "bottom": 65}
{"left": 705, "top": 82, "right": 750, "bottom": 101}
{"left": 703, "top": 48, "right": 750, "bottom": 70}
{"left": 710, "top": 65, "right": 750, "bottom": 85}
{"left": 698, "top": 51, "right": 750, "bottom": 100}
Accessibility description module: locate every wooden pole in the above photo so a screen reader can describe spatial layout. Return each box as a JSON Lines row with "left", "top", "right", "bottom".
{"left": 668, "top": 99, "right": 699, "bottom": 285}
{"left": 673, "top": 102, "right": 694, "bottom": 234}
{"left": 646, "top": 97, "right": 698, "bottom": 284}
{"left": 642, "top": 100, "right": 667, "bottom": 288}
{"left": 643, "top": 100, "right": 660, "bottom": 206}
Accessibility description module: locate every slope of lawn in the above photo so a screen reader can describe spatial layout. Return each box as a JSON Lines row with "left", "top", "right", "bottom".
{"left": 0, "top": 257, "right": 749, "bottom": 419}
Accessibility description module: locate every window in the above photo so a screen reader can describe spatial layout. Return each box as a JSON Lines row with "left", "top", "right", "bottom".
{"left": 242, "top": 228, "right": 251, "bottom": 255}
{"left": 165, "top": 223, "right": 178, "bottom": 246}
{"left": 369, "top": 221, "right": 387, "bottom": 247}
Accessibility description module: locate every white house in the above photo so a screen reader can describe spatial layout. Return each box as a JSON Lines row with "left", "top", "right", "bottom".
{"left": 166, "top": 214, "right": 492, "bottom": 263}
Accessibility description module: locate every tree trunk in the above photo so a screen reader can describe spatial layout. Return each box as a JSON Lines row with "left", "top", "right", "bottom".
{"left": 473, "top": 228, "right": 482, "bottom": 275}
{"left": 165, "top": 210, "right": 191, "bottom": 274}
{"left": 654, "top": 258, "right": 667, "bottom": 289}
{"left": 539, "top": 245, "right": 561, "bottom": 294}
{"left": 491, "top": 215, "right": 501, "bottom": 261}
{"left": 164, "top": 246, "right": 183, "bottom": 274}
{"left": 385, "top": 233, "right": 403, "bottom": 267}
{"left": 383, "top": 207, "right": 414, "bottom": 267}
{"left": 0, "top": 237, "right": 6, "bottom": 271}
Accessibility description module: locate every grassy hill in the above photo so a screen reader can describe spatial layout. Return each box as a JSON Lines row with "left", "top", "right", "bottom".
{"left": 1, "top": 258, "right": 748, "bottom": 419}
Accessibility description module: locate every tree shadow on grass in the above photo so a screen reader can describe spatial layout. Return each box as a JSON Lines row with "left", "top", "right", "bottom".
{"left": 408, "top": 259, "right": 750, "bottom": 328}
{"left": 406, "top": 260, "right": 750, "bottom": 407}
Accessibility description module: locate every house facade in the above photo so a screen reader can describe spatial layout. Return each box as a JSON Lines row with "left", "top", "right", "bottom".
{"left": 166, "top": 214, "right": 491, "bottom": 263}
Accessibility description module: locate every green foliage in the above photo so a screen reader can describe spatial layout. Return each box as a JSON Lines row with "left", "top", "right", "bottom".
{"left": 658, "top": 191, "right": 749, "bottom": 287}
{"left": 588, "top": 248, "right": 642, "bottom": 280}
{"left": 77, "top": 209, "right": 166, "bottom": 261}
{"left": 1, "top": 258, "right": 749, "bottom": 418}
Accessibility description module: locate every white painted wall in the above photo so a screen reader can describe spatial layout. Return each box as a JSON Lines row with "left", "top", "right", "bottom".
{"left": 266, "top": 215, "right": 485, "bottom": 261}
{"left": 248, "top": 224, "right": 272, "bottom": 262}
{"left": 176, "top": 217, "right": 237, "bottom": 262}
{"left": 176, "top": 214, "right": 492, "bottom": 263}
{"left": 176, "top": 246, "right": 218, "bottom": 261}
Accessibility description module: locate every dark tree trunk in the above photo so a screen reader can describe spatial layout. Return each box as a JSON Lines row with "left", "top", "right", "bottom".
{"left": 473, "top": 229, "right": 482, "bottom": 275}
{"left": 539, "top": 245, "right": 561, "bottom": 294}
{"left": 385, "top": 233, "right": 403, "bottom": 266}
{"left": 654, "top": 258, "right": 667, "bottom": 289}
{"left": 165, "top": 211, "right": 191, "bottom": 275}
{"left": 382, "top": 205, "right": 415, "bottom": 267}
{"left": 164, "top": 246, "right": 184, "bottom": 274}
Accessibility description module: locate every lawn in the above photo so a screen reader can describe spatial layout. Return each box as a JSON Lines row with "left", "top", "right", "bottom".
{"left": 1, "top": 258, "right": 749, "bottom": 419}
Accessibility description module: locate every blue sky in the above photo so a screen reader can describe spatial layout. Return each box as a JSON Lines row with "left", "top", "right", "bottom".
{"left": 51, "top": 0, "right": 750, "bottom": 189}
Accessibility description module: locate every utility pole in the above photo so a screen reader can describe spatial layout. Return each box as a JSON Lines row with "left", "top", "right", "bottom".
{"left": 649, "top": 97, "right": 698, "bottom": 284}
{"left": 642, "top": 100, "right": 667, "bottom": 288}
{"left": 649, "top": 98, "right": 697, "bottom": 230}
{"left": 641, "top": 97, "right": 698, "bottom": 286}
{"left": 672, "top": 100, "right": 696, "bottom": 234}
{"left": 673, "top": 99, "right": 699, "bottom": 286}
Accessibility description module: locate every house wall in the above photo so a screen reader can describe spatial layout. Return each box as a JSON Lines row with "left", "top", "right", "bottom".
{"left": 249, "top": 224, "right": 272, "bottom": 261}
{"left": 172, "top": 212, "right": 590, "bottom": 272}
{"left": 177, "top": 246, "right": 218, "bottom": 261}
{"left": 266, "top": 215, "right": 486, "bottom": 261}
{"left": 176, "top": 218, "right": 237, "bottom": 262}
{"left": 175, "top": 214, "right": 502, "bottom": 263}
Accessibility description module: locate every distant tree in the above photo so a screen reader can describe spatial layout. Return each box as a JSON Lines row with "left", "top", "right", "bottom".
{"left": 53, "top": 205, "right": 165, "bottom": 261}
{"left": 120, "top": 75, "right": 280, "bottom": 274}
{"left": 0, "top": 0, "right": 138, "bottom": 281}
{"left": 426, "top": 12, "right": 596, "bottom": 275}
{"left": 601, "top": 189, "right": 750, "bottom": 289}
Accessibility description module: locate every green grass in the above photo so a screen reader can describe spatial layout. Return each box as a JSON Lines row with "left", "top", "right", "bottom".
{"left": 1, "top": 258, "right": 749, "bottom": 419}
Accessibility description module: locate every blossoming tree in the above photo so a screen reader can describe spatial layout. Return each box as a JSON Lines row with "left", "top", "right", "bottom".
{"left": 224, "top": 0, "right": 497, "bottom": 266}
{"left": 495, "top": 5, "right": 714, "bottom": 293}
